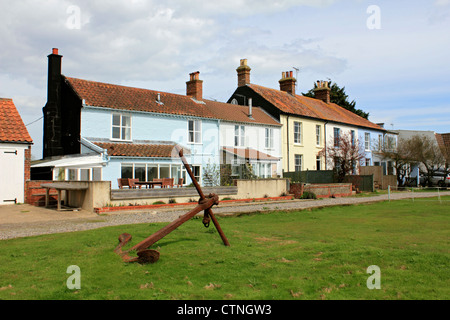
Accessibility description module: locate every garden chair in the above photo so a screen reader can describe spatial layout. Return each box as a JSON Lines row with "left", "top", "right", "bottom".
{"left": 175, "top": 178, "right": 183, "bottom": 188}
{"left": 118, "top": 178, "right": 130, "bottom": 189}
{"left": 129, "top": 179, "right": 139, "bottom": 189}
{"left": 162, "top": 178, "right": 174, "bottom": 188}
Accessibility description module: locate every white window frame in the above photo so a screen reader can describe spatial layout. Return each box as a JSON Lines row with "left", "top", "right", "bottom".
{"left": 294, "top": 121, "right": 302, "bottom": 145}
{"left": 265, "top": 128, "right": 274, "bottom": 149}
{"left": 334, "top": 127, "right": 340, "bottom": 147}
{"left": 316, "top": 125, "right": 321, "bottom": 146}
{"left": 188, "top": 119, "right": 202, "bottom": 144}
{"left": 365, "top": 132, "right": 371, "bottom": 151}
{"left": 235, "top": 125, "right": 245, "bottom": 147}
{"left": 111, "top": 113, "right": 132, "bottom": 141}
{"left": 295, "top": 154, "right": 302, "bottom": 172}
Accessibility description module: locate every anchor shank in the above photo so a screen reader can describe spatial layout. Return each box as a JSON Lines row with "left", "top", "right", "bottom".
{"left": 131, "top": 196, "right": 217, "bottom": 252}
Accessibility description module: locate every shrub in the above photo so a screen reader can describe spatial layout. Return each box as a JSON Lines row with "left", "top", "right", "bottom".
{"left": 300, "top": 191, "right": 317, "bottom": 199}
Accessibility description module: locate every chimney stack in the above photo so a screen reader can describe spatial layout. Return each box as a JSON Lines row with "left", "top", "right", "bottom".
{"left": 236, "top": 59, "right": 251, "bottom": 87}
{"left": 43, "top": 47, "right": 64, "bottom": 158}
{"left": 314, "top": 80, "right": 331, "bottom": 104}
{"left": 186, "top": 71, "right": 203, "bottom": 101}
{"left": 279, "top": 70, "right": 296, "bottom": 95}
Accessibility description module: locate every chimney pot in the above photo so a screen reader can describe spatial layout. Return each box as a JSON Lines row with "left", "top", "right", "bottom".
{"left": 248, "top": 98, "right": 253, "bottom": 117}
{"left": 186, "top": 72, "right": 203, "bottom": 101}
{"left": 279, "top": 70, "right": 296, "bottom": 95}
{"left": 52, "top": 48, "right": 59, "bottom": 55}
{"left": 237, "top": 59, "right": 251, "bottom": 87}
{"left": 314, "top": 79, "right": 331, "bottom": 104}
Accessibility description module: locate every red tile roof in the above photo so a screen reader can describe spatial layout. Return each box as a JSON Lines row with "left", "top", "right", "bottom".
{"left": 205, "top": 100, "right": 280, "bottom": 126}
{"left": 93, "top": 142, "right": 188, "bottom": 158}
{"left": 222, "top": 147, "right": 279, "bottom": 161}
{"left": 436, "top": 133, "right": 450, "bottom": 161}
{"left": 0, "top": 98, "right": 33, "bottom": 143}
{"left": 65, "top": 77, "right": 280, "bottom": 126}
{"left": 248, "top": 84, "right": 384, "bottom": 131}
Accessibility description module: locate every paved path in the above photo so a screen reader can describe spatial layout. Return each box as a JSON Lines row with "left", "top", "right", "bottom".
{"left": 1, "top": 191, "right": 449, "bottom": 240}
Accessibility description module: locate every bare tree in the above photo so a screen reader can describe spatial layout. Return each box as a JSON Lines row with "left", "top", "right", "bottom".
{"left": 378, "top": 138, "right": 417, "bottom": 187}
{"left": 319, "top": 132, "right": 366, "bottom": 182}
{"left": 405, "top": 134, "right": 446, "bottom": 187}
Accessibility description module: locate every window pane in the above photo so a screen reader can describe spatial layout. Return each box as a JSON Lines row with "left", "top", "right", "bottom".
{"left": 121, "top": 164, "right": 133, "bottom": 179}
{"left": 122, "top": 115, "right": 130, "bottom": 127}
{"left": 189, "top": 120, "right": 194, "bottom": 131}
{"left": 123, "top": 127, "right": 131, "bottom": 140}
{"left": 112, "top": 127, "right": 120, "bottom": 139}
{"left": 113, "top": 115, "right": 120, "bottom": 126}
{"left": 195, "top": 131, "right": 201, "bottom": 144}
{"left": 147, "top": 165, "right": 158, "bottom": 180}
{"left": 171, "top": 166, "right": 181, "bottom": 181}
{"left": 80, "top": 169, "right": 90, "bottom": 181}
{"left": 192, "top": 165, "right": 201, "bottom": 182}
{"left": 160, "top": 165, "right": 170, "bottom": 178}
{"left": 134, "top": 164, "right": 146, "bottom": 181}
{"left": 68, "top": 169, "right": 78, "bottom": 181}
{"left": 93, "top": 168, "right": 102, "bottom": 181}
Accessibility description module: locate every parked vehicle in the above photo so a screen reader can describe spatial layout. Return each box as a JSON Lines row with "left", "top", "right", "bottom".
{"left": 419, "top": 171, "right": 450, "bottom": 187}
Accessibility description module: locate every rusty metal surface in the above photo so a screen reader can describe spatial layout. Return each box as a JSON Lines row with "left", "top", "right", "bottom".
{"left": 114, "top": 147, "right": 229, "bottom": 264}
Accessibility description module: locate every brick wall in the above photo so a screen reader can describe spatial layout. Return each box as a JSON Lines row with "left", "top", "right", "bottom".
{"left": 23, "top": 145, "right": 31, "bottom": 203}
{"left": 25, "top": 180, "right": 58, "bottom": 207}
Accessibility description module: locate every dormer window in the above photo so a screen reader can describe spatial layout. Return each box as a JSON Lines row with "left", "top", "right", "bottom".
{"left": 112, "top": 114, "right": 131, "bottom": 141}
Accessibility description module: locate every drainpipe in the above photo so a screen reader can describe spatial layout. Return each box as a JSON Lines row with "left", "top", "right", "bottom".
{"left": 324, "top": 121, "right": 328, "bottom": 170}
{"left": 287, "top": 115, "right": 290, "bottom": 172}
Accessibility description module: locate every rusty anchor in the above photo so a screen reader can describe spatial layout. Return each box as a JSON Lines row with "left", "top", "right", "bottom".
{"left": 114, "top": 147, "right": 230, "bottom": 264}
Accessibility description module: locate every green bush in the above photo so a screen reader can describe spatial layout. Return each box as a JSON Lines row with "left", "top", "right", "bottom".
{"left": 300, "top": 191, "right": 317, "bottom": 199}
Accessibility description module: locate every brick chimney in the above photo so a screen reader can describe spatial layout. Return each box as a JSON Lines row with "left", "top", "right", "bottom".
{"left": 279, "top": 71, "right": 296, "bottom": 95}
{"left": 186, "top": 71, "right": 203, "bottom": 101}
{"left": 314, "top": 80, "right": 331, "bottom": 104}
{"left": 236, "top": 59, "right": 251, "bottom": 87}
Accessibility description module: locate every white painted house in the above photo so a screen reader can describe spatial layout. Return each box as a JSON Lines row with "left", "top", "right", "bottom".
{"left": 0, "top": 98, "right": 33, "bottom": 204}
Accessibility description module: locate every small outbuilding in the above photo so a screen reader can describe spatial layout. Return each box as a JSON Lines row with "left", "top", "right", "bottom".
{"left": 0, "top": 98, "right": 33, "bottom": 204}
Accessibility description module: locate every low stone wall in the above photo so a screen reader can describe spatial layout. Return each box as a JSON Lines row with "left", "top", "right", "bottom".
{"left": 290, "top": 183, "right": 352, "bottom": 199}
{"left": 27, "top": 179, "right": 290, "bottom": 213}
{"left": 304, "top": 183, "right": 352, "bottom": 198}
{"left": 234, "top": 178, "right": 289, "bottom": 199}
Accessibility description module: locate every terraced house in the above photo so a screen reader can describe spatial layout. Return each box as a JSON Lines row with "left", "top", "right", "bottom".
{"left": 34, "top": 49, "right": 281, "bottom": 188}
{"left": 228, "top": 59, "right": 387, "bottom": 174}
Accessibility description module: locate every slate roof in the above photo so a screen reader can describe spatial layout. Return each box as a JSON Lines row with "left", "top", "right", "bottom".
{"left": 93, "top": 142, "right": 188, "bottom": 158}
{"left": 65, "top": 77, "right": 280, "bottom": 126}
{"left": 0, "top": 98, "right": 33, "bottom": 143}
{"left": 247, "top": 84, "right": 384, "bottom": 131}
{"left": 222, "top": 147, "right": 279, "bottom": 161}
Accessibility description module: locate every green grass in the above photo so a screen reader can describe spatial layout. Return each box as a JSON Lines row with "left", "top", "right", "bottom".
{"left": 0, "top": 197, "right": 449, "bottom": 300}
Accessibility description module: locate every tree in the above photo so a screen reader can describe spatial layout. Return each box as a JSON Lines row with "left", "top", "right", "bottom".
{"left": 319, "top": 132, "right": 366, "bottom": 182}
{"left": 378, "top": 137, "right": 417, "bottom": 187}
{"left": 405, "top": 134, "right": 446, "bottom": 187}
{"left": 302, "top": 81, "right": 369, "bottom": 119}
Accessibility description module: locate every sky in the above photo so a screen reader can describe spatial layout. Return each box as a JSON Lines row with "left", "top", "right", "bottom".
{"left": 1, "top": 0, "right": 449, "bottom": 159}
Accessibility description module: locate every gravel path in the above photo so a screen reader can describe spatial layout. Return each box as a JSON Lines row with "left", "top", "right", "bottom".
{"left": 1, "top": 191, "right": 449, "bottom": 240}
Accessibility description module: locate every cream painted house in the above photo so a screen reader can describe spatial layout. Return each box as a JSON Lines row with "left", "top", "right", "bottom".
{"left": 228, "top": 60, "right": 386, "bottom": 174}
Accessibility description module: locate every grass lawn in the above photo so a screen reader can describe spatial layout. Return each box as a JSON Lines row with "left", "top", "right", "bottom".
{"left": 0, "top": 197, "right": 449, "bottom": 300}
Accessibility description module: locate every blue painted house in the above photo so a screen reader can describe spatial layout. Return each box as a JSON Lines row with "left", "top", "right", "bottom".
{"left": 34, "top": 49, "right": 281, "bottom": 188}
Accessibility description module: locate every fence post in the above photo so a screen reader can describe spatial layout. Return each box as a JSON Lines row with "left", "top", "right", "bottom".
{"left": 388, "top": 185, "right": 390, "bottom": 202}
{"left": 438, "top": 187, "right": 441, "bottom": 204}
